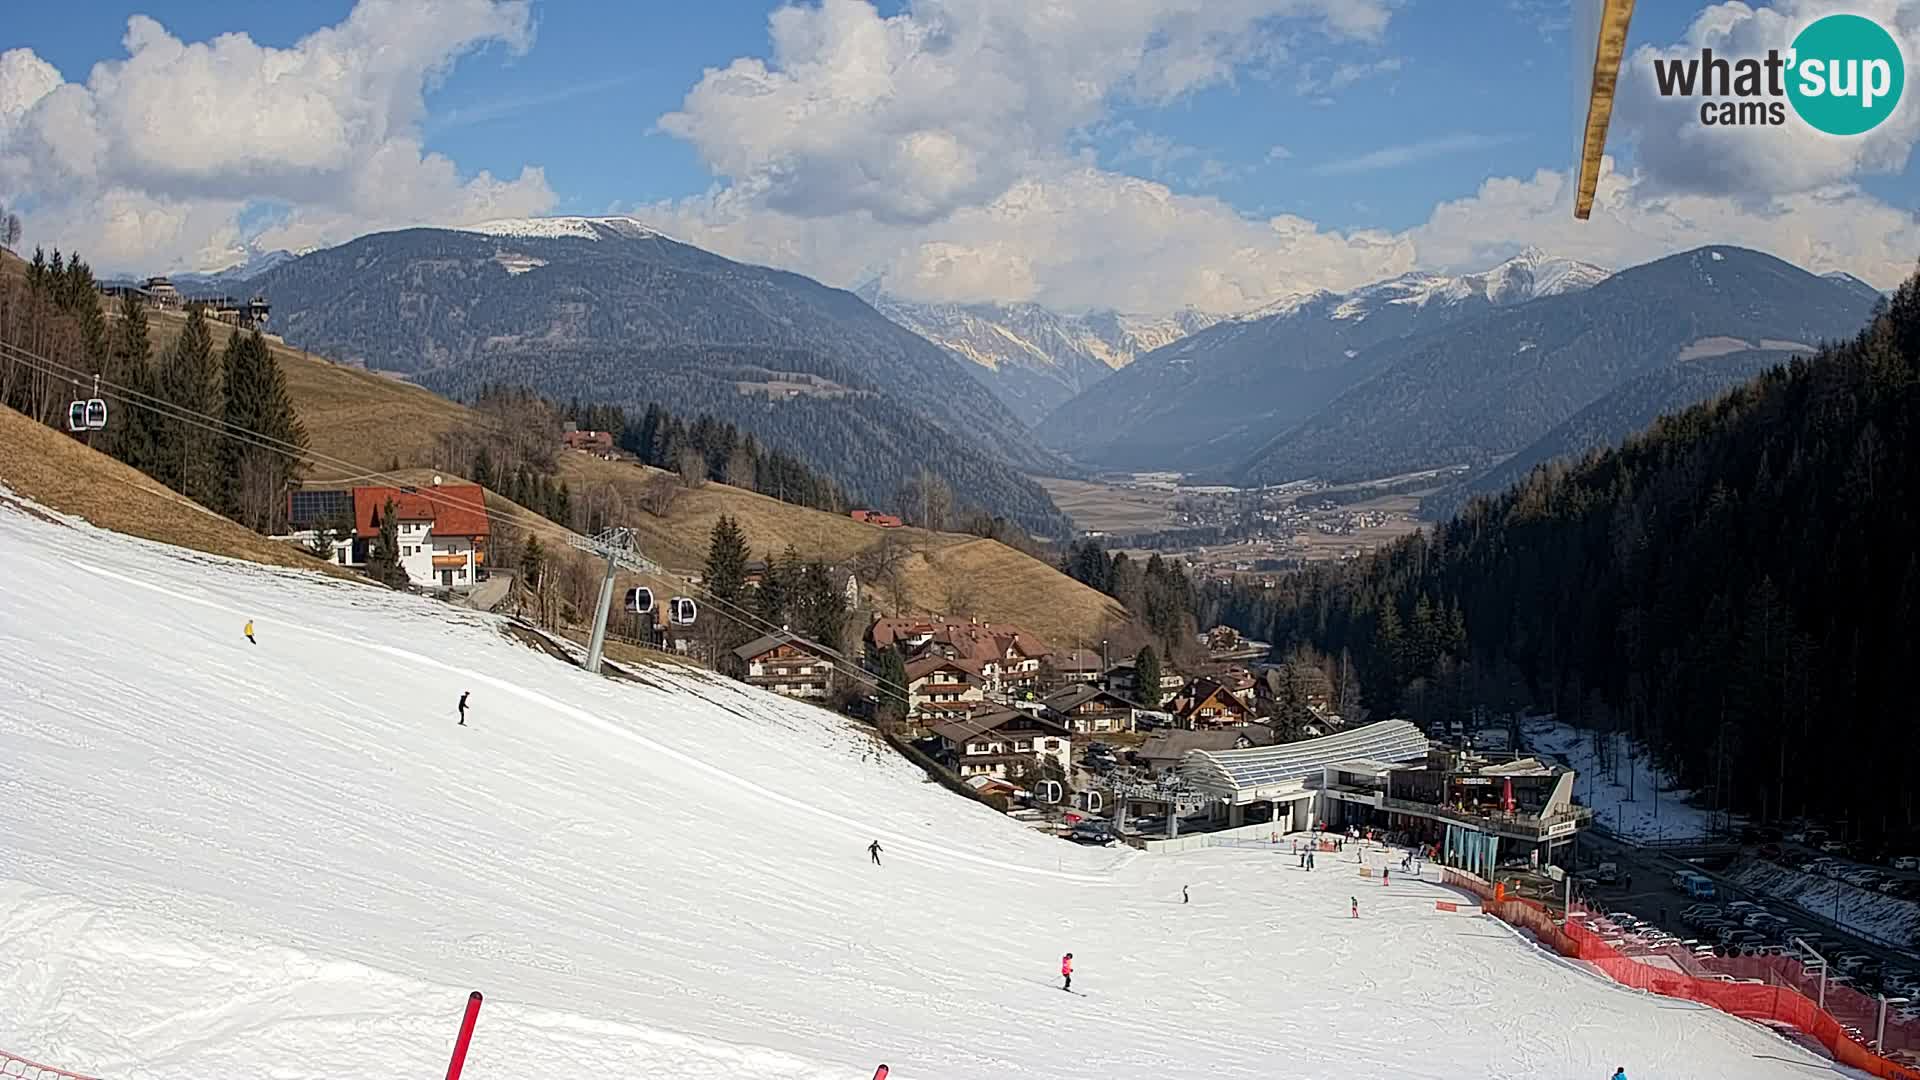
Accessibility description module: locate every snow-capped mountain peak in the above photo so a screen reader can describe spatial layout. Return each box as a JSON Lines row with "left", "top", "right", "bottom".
{"left": 456, "top": 215, "right": 667, "bottom": 242}
{"left": 863, "top": 289, "right": 1222, "bottom": 424}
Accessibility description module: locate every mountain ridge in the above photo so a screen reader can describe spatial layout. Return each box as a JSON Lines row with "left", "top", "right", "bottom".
{"left": 1236, "top": 245, "right": 1880, "bottom": 487}
{"left": 250, "top": 222, "right": 1074, "bottom": 534}
{"left": 861, "top": 287, "right": 1221, "bottom": 425}
{"left": 1040, "top": 248, "right": 1612, "bottom": 473}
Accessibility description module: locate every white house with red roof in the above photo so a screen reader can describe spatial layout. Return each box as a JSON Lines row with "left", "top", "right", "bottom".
{"left": 281, "top": 480, "right": 491, "bottom": 590}
{"left": 349, "top": 481, "right": 491, "bottom": 590}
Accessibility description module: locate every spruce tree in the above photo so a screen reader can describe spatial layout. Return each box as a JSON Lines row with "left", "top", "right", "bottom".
{"left": 704, "top": 515, "right": 749, "bottom": 601}
{"left": 1134, "top": 645, "right": 1162, "bottom": 708}
{"left": 217, "top": 328, "right": 306, "bottom": 532}
{"left": 104, "top": 291, "right": 154, "bottom": 470}
{"left": 155, "top": 305, "right": 220, "bottom": 500}
{"left": 363, "top": 500, "right": 410, "bottom": 588}
{"left": 875, "top": 645, "right": 910, "bottom": 724}
{"left": 753, "top": 548, "right": 790, "bottom": 628}
{"left": 797, "top": 560, "right": 848, "bottom": 650}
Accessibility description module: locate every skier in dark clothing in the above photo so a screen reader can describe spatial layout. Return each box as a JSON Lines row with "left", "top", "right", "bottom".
{"left": 1308, "top": 851, "right": 1315, "bottom": 870}
{"left": 1182, "top": 885, "right": 1190, "bottom": 904}
{"left": 457, "top": 691, "right": 469, "bottom": 726}
{"left": 869, "top": 840, "right": 883, "bottom": 866}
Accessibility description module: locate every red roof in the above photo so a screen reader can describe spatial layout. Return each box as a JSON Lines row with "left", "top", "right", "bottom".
{"left": 352, "top": 484, "right": 490, "bottom": 539}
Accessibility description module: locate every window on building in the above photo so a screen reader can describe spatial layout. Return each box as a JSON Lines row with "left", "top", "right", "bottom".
{"left": 1045, "top": 739, "right": 1060, "bottom": 750}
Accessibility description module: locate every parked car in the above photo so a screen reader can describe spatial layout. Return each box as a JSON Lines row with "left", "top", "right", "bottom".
{"left": 1892, "top": 855, "right": 1920, "bottom": 871}
{"left": 1069, "top": 822, "right": 1116, "bottom": 845}
{"left": 1836, "top": 953, "right": 1874, "bottom": 973}
{"left": 1820, "top": 839, "right": 1850, "bottom": 855}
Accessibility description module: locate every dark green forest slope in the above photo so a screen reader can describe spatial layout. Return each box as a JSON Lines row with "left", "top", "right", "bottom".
{"left": 1204, "top": 270, "right": 1920, "bottom": 839}
{"left": 1237, "top": 247, "right": 1879, "bottom": 486}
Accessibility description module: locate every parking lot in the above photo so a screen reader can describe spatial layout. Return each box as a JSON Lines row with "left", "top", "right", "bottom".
{"left": 1574, "top": 831, "right": 1920, "bottom": 1002}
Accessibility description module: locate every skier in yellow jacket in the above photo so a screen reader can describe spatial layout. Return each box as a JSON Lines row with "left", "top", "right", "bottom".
{"left": 244, "top": 620, "right": 256, "bottom": 645}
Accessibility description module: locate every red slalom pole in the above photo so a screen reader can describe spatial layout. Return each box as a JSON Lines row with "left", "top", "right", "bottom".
{"left": 446, "top": 991, "right": 484, "bottom": 1080}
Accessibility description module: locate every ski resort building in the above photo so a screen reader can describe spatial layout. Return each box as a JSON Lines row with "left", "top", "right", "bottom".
{"left": 1176, "top": 719, "right": 1432, "bottom": 833}
{"left": 1040, "top": 684, "right": 1146, "bottom": 735}
{"left": 928, "top": 707, "right": 1073, "bottom": 780}
{"left": 905, "top": 656, "right": 988, "bottom": 721}
{"left": 280, "top": 482, "right": 490, "bottom": 591}
{"left": 733, "top": 633, "right": 844, "bottom": 701}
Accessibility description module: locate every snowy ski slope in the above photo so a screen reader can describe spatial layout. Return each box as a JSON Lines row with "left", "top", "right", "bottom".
{"left": 0, "top": 494, "right": 1866, "bottom": 1080}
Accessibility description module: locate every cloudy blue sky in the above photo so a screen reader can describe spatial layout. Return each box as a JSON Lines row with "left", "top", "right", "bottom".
{"left": 3, "top": 0, "right": 1917, "bottom": 312}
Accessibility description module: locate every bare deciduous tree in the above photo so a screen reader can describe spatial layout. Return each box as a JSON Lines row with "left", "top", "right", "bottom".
{"left": 639, "top": 474, "right": 680, "bottom": 517}
{"left": 677, "top": 447, "right": 708, "bottom": 488}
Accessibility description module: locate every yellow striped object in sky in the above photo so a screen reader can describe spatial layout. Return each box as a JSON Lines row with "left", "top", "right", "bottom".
{"left": 1575, "top": 0, "right": 1637, "bottom": 220}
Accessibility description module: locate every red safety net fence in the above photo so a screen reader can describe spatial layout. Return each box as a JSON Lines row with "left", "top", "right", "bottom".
{"left": 0, "top": 1051, "right": 102, "bottom": 1080}
{"left": 1441, "top": 868, "right": 1920, "bottom": 1079}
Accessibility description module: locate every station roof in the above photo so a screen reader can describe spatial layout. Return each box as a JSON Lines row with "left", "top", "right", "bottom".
{"left": 1179, "top": 720, "right": 1431, "bottom": 794}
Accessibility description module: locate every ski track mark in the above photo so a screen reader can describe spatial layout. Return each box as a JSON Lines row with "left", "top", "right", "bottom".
{"left": 65, "top": 558, "right": 1117, "bottom": 887}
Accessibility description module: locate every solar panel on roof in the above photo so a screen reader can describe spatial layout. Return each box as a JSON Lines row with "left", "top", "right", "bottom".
{"left": 289, "top": 490, "right": 354, "bottom": 529}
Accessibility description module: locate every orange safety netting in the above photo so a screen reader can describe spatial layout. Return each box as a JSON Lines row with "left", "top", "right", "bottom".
{"left": 1441, "top": 868, "right": 1920, "bottom": 1080}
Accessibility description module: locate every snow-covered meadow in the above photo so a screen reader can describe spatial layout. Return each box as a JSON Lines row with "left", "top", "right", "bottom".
{"left": 0, "top": 494, "right": 1867, "bottom": 1079}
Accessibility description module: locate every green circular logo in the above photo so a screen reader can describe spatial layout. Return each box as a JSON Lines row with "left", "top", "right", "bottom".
{"left": 1787, "top": 14, "right": 1905, "bottom": 136}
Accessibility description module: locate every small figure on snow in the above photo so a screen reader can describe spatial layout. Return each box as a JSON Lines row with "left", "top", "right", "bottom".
{"left": 869, "top": 839, "right": 884, "bottom": 866}
{"left": 1307, "top": 851, "right": 1315, "bottom": 870}
{"left": 1061, "top": 952, "right": 1074, "bottom": 992}
{"left": 244, "top": 620, "right": 256, "bottom": 645}
{"left": 1182, "top": 885, "right": 1190, "bottom": 904}
{"left": 458, "top": 691, "right": 470, "bottom": 726}
{"left": 1383, "top": 867, "right": 1390, "bottom": 885}
{"left": 1351, "top": 896, "right": 1359, "bottom": 919}
{"left": 1611, "top": 1069, "right": 1627, "bottom": 1080}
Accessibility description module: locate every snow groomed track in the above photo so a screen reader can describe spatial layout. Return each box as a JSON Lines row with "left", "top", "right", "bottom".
{"left": 0, "top": 490, "right": 1871, "bottom": 1079}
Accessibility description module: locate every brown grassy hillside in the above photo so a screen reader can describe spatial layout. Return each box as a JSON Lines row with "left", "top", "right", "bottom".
{"left": 5, "top": 249, "right": 1130, "bottom": 647}
{"left": 0, "top": 403, "right": 360, "bottom": 580}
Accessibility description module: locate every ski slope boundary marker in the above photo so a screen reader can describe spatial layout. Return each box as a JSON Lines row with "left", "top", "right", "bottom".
{"left": 0, "top": 1050, "right": 103, "bottom": 1080}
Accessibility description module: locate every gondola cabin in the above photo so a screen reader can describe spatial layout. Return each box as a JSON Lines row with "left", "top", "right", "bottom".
{"left": 624, "top": 586, "right": 655, "bottom": 614}
{"left": 84, "top": 398, "right": 107, "bottom": 429}
{"left": 669, "top": 596, "right": 698, "bottom": 626}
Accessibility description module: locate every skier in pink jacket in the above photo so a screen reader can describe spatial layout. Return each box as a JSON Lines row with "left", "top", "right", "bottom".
{"left": 1061, "top": 953, "right": 1074, "bottom": 992}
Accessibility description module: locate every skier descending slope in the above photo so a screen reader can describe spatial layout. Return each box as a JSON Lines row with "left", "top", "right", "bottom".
{"left": 243, "top": 619, "right": 256, "bottom": 645}
{"left": 1061, "top": 952, "right": 1073, "bottom": 992}
{"left": 868, "top": 839, "right": 883, "bottom": 866}
{"left": 457, "top": 691, "right": 470, "bottom": 726}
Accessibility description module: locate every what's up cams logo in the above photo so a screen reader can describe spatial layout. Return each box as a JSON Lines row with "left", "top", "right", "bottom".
{"left": 1652, "top": 13, "right": 1905, "bottom": 134}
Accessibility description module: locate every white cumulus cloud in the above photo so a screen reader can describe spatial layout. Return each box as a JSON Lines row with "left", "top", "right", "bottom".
{"left": 0, "top": 0, "right": 554, "bottom": 272}
{"left": 642, "top": 0, "right": 1920, "bottom": 311}
{"left": 658, "top": 0, "right": 1392, "bottom": 226}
